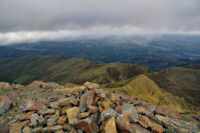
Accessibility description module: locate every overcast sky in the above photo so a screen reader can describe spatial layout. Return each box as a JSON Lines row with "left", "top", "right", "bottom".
{"left": 0, "top": 0, "right": 200, "bottom": 44}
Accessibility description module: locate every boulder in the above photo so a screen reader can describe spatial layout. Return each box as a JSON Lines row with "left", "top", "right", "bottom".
{"left": 101, "top": 117, "right": 117, "bottom": 133}
{"left": 99, "top": 108, "right": 117, "bottom": 123}
{"left": 136, "top": 106, "right": 153, "bottom": 117}
{"left": 116, "top": 114, "right": 133, "bottom": 133}
{"left": 0, "top": 96, "right": 12, "bottom": 115}
{"left": 122, "top": 103, "right": 138, "bottom": 122}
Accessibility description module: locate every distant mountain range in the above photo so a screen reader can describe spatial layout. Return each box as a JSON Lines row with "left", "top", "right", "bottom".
{"left": 1, "top": 35, "right": 200, "bottom": 70}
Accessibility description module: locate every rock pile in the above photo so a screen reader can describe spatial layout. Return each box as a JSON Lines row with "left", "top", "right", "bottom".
{"left": 0, "top": 81, "right": 200, "bottom": 133}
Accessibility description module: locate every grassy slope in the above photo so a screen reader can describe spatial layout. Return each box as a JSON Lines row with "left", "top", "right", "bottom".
{"left": 0, "top": 55, "right": 65, "bottom": 84}
{"left": 0, "top": 55, "right": 149, "bottom": 86}
{"left": 150, "top": 67, "right": 200, "bottom": 109}
{"left": 109, "top": 74, "right": 195, "bottom": 112}
{"left": 39, "top": 59, "right": 149, "bottom": 86}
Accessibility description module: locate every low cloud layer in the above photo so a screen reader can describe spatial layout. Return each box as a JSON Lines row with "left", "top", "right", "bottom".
{"left": 0, "top": 0, "right": 200, "bottom": 44}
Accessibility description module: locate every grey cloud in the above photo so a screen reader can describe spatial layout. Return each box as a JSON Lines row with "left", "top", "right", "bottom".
{"left": 0, "top": 0, "right": 200, "bottom": 44}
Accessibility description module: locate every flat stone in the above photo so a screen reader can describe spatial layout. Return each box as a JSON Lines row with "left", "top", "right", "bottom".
{"left": 116, "top": 114, "right": 133, "bottom": 133}
{"left": 42, "top": 125, "right": 63, "bottom": 132}
{"left": 24, "top": 99, "right": 47, "bottom": 111}
{"left": 122, "top": 103, "right": 139, "bottom": 122}
{"left": 39, "top": 108, "right": 55, "bottom": 115}
{"left": 66, "top": 107, "right": 80, "bottom": 124}
{"left": 136, "top": 106, "right": 153, "bottom": 117}
{"left": 75, "top": 118, "right": 98, "bottom": 133}
{"left": 50, "top": 98, "right": 71, "bottom": 108}
{"left": 138, "top": 115, "right": 152, "bottom": 128}
{"left": 78, "top": 112, "right": 90, "bottom": 119}
{"left": 88, "top": 105, "right": 98, "bottom": 111}
{"left": 132, "top": 123, "right": 150, "bottom": 133}
{"left": 100, "top": 117, "right": 117, "bottom": 133}
{"left": 154, "top": 106, "right": 180, "bottom": 119}
{"left": 84, "top": 82, "right": 99, "bottom": 89}
{"left": 0, "top": 96, "right": 12, "bottom": 115}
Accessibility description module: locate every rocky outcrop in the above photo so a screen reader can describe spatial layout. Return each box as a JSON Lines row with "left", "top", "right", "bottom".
{"left": 0, "top": 81, "right": 199, "bottom": 133}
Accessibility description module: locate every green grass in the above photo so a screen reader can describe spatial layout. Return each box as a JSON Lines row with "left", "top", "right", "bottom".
{"left": 109, "top": 74, "right": 196, "bottom": 113}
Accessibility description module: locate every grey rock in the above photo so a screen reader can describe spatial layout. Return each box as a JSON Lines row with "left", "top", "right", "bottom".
{"left": 122, "top": 103, "right": 138, "bottom": 122}
{"left": 31, "top": 113, "right": 40, "bottom": 122}
{"left": 0, "top": 96, "right": 12, "bottom": 115}
{"left": 99, "top": 108, "right": 117, "bottom": 123}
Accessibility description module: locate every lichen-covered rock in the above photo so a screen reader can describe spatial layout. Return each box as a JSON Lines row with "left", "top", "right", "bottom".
{"left": 0, "top": 96, "right": 12, "bottom": 115}
{"left": 1, "top": 81, "right": 199, "bottom": 133}
{"left": 132, "top": 123, "right": 150, "bottom": 133}
{"left": 75, "top": 118, "right": 98, "bottom": 133}
{"left": 97, "top": 98, "right": 111, "bottom": 112}
{"left": 116, "top": 114, "right": 133, "bottom": 133}
{"left": 79, "top": 89, "right": 95, "bottom": 112}
{"left": 42, "top": 125, "right": 63, "bottom": 132}
{"left": 23, "top": 99, "right": 48, "bottom": 111}
{"left": 100, "top": 117, "right": 117, "bottom": 133}
{"left": 99, "top": 108, "right": 117, "bottom": 123}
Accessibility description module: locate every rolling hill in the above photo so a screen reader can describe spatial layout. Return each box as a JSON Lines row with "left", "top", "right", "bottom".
{"left": 0, "top": 55, "right": 149, "bottom": 86}
{"left": 109, "top": 74, "right": 195, "bottom": 112}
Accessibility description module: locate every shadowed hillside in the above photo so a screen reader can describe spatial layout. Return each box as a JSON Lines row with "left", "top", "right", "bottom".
{"left": 150, "top": 67, "right": 200, "bottom": 109}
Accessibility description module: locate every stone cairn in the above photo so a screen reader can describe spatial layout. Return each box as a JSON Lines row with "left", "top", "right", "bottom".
{"left": 1, "top": 81, "right": 200, "bottom": 133}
